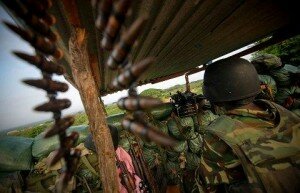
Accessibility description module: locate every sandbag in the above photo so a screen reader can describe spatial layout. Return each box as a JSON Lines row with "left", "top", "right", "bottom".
{"left": 150, "top": 103, "right": 174, "bottom": 121}
{"left": 76, "top": 153, "right": 102, "bottom": 192}
{"left": 143, "top": 147, "right": 162, "bottom": 169}
{"left": 27, "top": 144, "right": 102, "bottom": 193}
{"left": 284, "top": 64, "right": 300, "bottom": 86}
{"left": 197, "top": 110, "right": 219, "bottom": 128}
{"left": 167, "top": 116, "right": 194, "bottom": 140}
{"left": 32, "top": 125, "right": 89, "bottom": 159}
{"left": 275, "top": 86, "right": 300, "bottom": 108}
{"left": 106, "top": 113, "right": 125, "bottom": 130}
{"left": 143, "top": 139, "right": 158, "bottom": 149}
{"left": 149, "top": 119, "right": 169, "bottom": 135}
{"left": 172, "top": 140, "right": 188, "bottom": 153}
{"left": 257, "top": 75, "right": 277, "bottom": 100}
{"left": 0, "top": 136, "right": 33, "bottom": 172}
{"left": 118, "top": 129, "right": 138, "bottom": 150}
{"left": 119, "top": 137, "right": 131, "bottom": 152}
{"left": 270, "top": 67, "right": 291, "bottom": 87}
{"left": 284, "top": 64, "right": 300, "bottom": 74}
{"left": 179, "top": 116, "right": 194, "bottom": 129}
{"left": 165, "top": 161, "right": 181, "bottom": 185}
{"left": 166, "top": 150, "right": 180, "bottom": 162}
{"left": 186, "top": 152, "right": 201, "bottom": 171}
{"left": 188, "top": 133, "right": 203, "bottom": 154}
{"left": 251, "top": 53, "right": 282, "bottom": 73}
{"left": 167, "top": 118, "right": 182, "bottom": 140}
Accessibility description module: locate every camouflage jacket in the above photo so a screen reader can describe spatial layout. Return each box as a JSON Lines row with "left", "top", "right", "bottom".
{"left": 199, "top": 99, "right": 300, "bottom": 193}
{"left": 26, "top": 143, "right": 102, "bottom": 193}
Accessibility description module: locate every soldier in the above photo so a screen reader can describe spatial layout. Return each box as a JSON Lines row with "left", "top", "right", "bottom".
{"left": 199, "top": 58, "right": 300, "bottom": 193}
{"left": 85, "top": 125, "right": 143, "bottom": 193}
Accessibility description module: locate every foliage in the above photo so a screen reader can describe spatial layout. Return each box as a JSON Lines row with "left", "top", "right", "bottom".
{"left": 254, "top": 35, "right": 300, "bottom": 65}
{"left": 140, "top": 80, "right": 203, "bottom": 101}
{"left": 7, "top": 121, "right": 52, "bottom": 138}
{"left": 140, "top": 88, "right": 166, "bottom": 100}
{"left": 8, "top": 113, "right": 89, "bottom": 138}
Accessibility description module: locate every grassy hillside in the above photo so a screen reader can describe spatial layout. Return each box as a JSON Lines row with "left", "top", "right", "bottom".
{"left": 8, "top": 80, "right": 203, "bottom": 138}
{"left": 140, "top": 80, "right": 203, "bottom": 101}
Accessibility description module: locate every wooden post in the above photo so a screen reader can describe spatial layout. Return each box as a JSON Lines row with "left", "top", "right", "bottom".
{"left": 68, "top": 27, "right": 119, "bottom": 193}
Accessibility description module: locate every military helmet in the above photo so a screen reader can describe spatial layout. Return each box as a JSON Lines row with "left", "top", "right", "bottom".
{"left": 203, "top": 57, "right": 260, "bottom": 103}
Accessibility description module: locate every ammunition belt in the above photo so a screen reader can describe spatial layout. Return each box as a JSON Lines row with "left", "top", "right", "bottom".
{"left": 2, "top": 0, "right": 80, "bottom": 192}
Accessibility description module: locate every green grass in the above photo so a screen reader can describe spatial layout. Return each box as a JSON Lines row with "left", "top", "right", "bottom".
{"left": 105, "top": 103, "right": 125, "bottom": 115}
{"left": 7, "top": 80, "right": 203, "bottom": 138}
{"left": 140, "top": 80, "right": 203, "bottom": 101}
{"left": 7, "top": 121, "right": 53, "bottom": 138}
{"left": 73, "top": 112, "right": 89, "bottom": 125}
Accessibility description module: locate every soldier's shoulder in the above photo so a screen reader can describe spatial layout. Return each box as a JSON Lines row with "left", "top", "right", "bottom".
{"left": 204, "top": 115, "right": 244, "bottom": 136}
{"left": 202, "top": 116, "right": 239, "bottom": 166}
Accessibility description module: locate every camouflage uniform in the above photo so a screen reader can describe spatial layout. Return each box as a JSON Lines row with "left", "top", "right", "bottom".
{"left": 26, "top": 143, "right": 103, "bottom": 193}
{"left": 199, "top": 99, "right": 300, "bottom": 193}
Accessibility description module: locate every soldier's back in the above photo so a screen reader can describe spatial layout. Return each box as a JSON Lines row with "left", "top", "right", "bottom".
{"left": 200, "top": 99, "right": 300, "bottom": 193}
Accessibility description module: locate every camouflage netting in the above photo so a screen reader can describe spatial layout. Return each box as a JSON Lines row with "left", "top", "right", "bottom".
{"left": 252, "top": 54, "right": 300, "bottom": 116}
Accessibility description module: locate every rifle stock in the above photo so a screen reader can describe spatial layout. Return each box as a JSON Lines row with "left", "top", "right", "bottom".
{"left": 116, "top": 154, "right": 136, "bottom": 193}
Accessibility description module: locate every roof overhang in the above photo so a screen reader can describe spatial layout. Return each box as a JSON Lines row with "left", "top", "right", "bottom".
{"left": 4, "top": 0, "right": 300, "bottom": 95}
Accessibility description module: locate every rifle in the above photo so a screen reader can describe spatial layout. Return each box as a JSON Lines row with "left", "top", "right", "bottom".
{"left": 125, "top": 130, "right": 156, "bottom": 193}
{"left": 133, "top": 140, "right": 159, "bottom": 193}
{"left": 116, "top": 154, "right": 136, "bottom": 193}
{"left": 129, "top": 147, "right": 144, "bottom": 180}
{"left": 129, "top": 145, "right": 150, "bottom": 192}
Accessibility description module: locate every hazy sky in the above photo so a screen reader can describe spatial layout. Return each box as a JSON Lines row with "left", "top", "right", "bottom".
{"left": 0, "top": 7, "right": 251, "bottom": 130}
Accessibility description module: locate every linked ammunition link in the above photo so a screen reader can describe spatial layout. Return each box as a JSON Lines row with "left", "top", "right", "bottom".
{"left": 99, "top": 0, "right": 131, "bottom": 50}
{"left": 107, "top": 16, "right": 148, "bottom": 70}
{"left": 93, "top": 0, "right": 177, "bottom": 147}
{"left": 92, "top": 0, "right": 176, "bottom": 149}
{"left": 2, "top": 0, "right": 80, "bottom": 192}
{"left": 92, "top": 0, "right": 177, "bottom": 192}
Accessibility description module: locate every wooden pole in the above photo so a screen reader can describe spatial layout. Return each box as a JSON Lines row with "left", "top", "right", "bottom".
{"left": 68, "top": 27, "right": 119, "bottom": 193}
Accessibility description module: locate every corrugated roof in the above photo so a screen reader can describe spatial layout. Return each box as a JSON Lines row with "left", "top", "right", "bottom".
{"left": 47, "top": 0, "right": 299, "bottom": 95}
